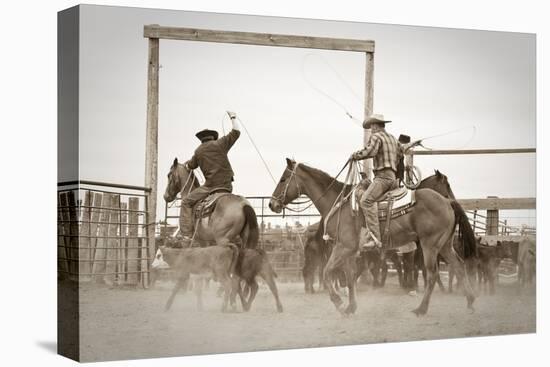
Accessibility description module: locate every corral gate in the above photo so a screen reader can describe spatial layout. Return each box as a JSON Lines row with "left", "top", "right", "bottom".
{"left": 142, "top": 25, "right": 377, "bottom": 277}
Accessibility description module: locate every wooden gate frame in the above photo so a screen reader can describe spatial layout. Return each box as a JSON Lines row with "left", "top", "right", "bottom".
{"left": 143, "top": 24, "right": 377, "bottom": 262}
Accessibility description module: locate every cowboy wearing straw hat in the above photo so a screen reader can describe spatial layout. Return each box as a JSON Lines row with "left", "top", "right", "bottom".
{"left": 179, "top": 112, "right": 241, "bottom": 243}
{"left": 351, "top": 114, "right": 402, "bottom": 249}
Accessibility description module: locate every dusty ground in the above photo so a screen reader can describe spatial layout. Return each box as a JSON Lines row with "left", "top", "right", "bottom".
{"left": 78, "top": 277, "right": 536, "bottom": 362}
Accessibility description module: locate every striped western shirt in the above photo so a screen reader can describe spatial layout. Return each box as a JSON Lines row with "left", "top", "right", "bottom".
{"left": 354, "top": 130, "right": 402, "bottom": 172}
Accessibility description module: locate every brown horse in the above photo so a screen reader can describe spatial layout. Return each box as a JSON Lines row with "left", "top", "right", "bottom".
{"left": 269, "top": 159, "right": 476, "bottom": 316}
{"left": 164, "top": 158, "right": 259, "bottom": 249}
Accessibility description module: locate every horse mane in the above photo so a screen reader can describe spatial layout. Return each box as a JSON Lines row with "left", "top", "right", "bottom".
{"left": 178, "top": 163, "right": 200, "bottom": 190}
{"left": 298, "top": 163, "right": 353, "bottom": 194}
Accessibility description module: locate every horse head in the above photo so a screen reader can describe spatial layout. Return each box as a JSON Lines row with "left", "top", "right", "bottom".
{"left": 163, "top": 158, "right": 196, "bottom": 203}
{"left": 269, "top": 158, "right": 302, "bottom": 213}
{"left": 418, "top": 169, "right": 456, "bottom": 199}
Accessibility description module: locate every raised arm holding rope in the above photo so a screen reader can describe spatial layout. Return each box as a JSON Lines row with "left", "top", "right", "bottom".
{"left": 178, "top": 111, "right": 241, "bottom": 245}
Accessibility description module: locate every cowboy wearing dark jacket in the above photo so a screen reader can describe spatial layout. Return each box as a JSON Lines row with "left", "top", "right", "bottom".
{"left": 179, "top": 112, "right": 241, "bottom": 242}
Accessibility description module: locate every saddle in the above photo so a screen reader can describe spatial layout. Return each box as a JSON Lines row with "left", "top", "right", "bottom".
{"left": 353, "top": 184, "right": 415, "bottom": 246}
{"left": 377, "top": 187, "right": 415, "bottom": 246}
{"left": 193, "top": 189, "right": 232, "bottom": 219}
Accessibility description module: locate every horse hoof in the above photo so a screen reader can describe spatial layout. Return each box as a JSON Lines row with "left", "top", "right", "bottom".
{"left": 411, "top": 308, "right": 426, "bottom": 317}
{"left": 344, "top": 304, "right": 357, "bottom": 315}
{"left": 468, "top": 306, "right": 475, "bottom": 314}
{"left": 277, "top": 305, "right": 284, "bottom": 313}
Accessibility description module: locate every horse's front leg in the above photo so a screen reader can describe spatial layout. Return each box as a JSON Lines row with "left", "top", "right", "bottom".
{"left": 343, "top": 256, "right": 358, "bottom": 315}
{"left": 323, "top": 247, "right": 345, "bottom": 314}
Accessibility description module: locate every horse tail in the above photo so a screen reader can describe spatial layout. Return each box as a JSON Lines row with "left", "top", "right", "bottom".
{"left": 450, "top": 200, "right": 476, "bottom": 259}
{"left": 241, "top": 205, "right": 259, "bottom": 248}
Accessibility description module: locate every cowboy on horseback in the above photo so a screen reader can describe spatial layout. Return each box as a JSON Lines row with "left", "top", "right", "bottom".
{"left": 179, "top": 111, "right": 241, "bottom": 244}
{"left": 351, "top": 114, "right": 402, "bottom": 249}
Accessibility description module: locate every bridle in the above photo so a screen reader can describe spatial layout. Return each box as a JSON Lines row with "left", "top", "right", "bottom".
{"left": 270, "top": 163, "right": 306, "bottom": 211}
{"left": 167, "top": 164, "right": 197, "bottom": 207}
{"left": 271, "top": 159, "right": 353, "bottom": 213}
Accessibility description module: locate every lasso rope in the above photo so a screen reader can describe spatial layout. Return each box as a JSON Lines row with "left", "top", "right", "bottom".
{"left": 301, "top": 53, "right": 363, "bottom": 127}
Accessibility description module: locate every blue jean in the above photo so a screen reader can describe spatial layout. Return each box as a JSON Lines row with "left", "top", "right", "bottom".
{"left": 359, "top": 169, "right": 397, "bottom": 242}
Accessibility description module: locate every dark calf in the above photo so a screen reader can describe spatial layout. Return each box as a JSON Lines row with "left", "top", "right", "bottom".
{"left": 236, "top": 248, "right": 283, "bottom": 312}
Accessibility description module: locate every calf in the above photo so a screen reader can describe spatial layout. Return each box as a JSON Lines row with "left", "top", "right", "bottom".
{"left": 302, "top": 222, "right": 329, "bottom": 293}
{"left": 151, "top": 245, "right": 239, "bottom": 312}
{"left": 236, "top": 248, "right": 283, "bottom": 312}
{"left": 517, "top": 235, "right": 536, "bottom": 287}
{"left": 476, "top": 237, "right": 511, "bottom": 295}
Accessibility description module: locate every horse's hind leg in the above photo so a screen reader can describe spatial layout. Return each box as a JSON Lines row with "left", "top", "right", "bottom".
{"left": 413, "top": 231, "right": 453, "bottom": 316}
{"left": 439, "top": 240, "right": 476, "bottom": 312}
{"left": 412, "top": 245, "right": 438, "bottom": 316}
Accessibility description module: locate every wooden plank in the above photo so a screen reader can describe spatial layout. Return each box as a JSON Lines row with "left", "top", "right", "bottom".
{"left": 79, "top": 191, "right": 92, "bottom": 280}
{"left": 457, "top": 197, "right": 536, "bottom": 210}
{"left": 118, "top": 201, "right": 128, "bottom": 283}
{"left": 92, "top": 193, "right": 112, "bottom": 282}
{"left": 104, "top": 194, "right": 121, "bottom": 285}
{"left": 67, "top": 191, "right": 79, "bottom": 281}
{"left": 144, "top": 37, "right": 159, "bottom": 287}
{"left": 143, "top": 25, "right": 375, "bottom": 53}
{"left": 57, "top": 193, "right": 69, "bottom": 277}
{"left": 362, "top": 51, "right": 374, "bottom": 179}
{"left": 411, "top": 148, "right": 535, "bottom": 155}
{"left": 59, "top": 193, "right": 73, "bottom": 277}
{"left": 127, "top": 197, "right": 139, "bottom": 285}
{"left": 88, "top": 192, "right": 103, "bottom": 270}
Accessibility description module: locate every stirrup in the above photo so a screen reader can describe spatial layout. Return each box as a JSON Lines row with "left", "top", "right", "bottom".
{"left": 361, "top": 231, "right": 382, "bottom": 249}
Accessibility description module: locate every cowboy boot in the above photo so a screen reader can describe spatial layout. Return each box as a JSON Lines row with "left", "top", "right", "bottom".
{"left": 179, "top": 205, "right": 195, "bottom": 247}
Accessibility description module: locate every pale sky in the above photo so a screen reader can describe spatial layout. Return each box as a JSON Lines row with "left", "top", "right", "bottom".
{"left": 75, "top": 5, "right": 536, "bottom": 225}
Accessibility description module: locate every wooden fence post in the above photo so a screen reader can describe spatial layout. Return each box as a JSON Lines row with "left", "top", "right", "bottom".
{"left": 119, "top": 201, "right": 128, "bottom": 283}
{"left": 104, "top": 194, "right": 121, "bottom": 285}
{"left": 127, "top": 197, "right": 139, "bottom": 285}
{"left": 486, "top": 196, "right": 499, "bottom": 235}
{"left": 92, "top": 193, "right": 112, "bottom": 282}
{"left": 79, "top": 191, "right": 92, "bottom": 280}
{"left": 88, "top": 192, "right": 103, "bottom": 273}
{"left": 363, "top": 51, "right": 374, "bottom": 179}
{"left": 57, "top": 193, "right": 70, "bottom": 277}
{"left": 144, "top": 36, "right": 159, "bottom": 287}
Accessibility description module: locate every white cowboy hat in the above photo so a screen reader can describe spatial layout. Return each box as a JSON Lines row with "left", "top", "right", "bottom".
{"left": 363, "top": 114, "right": 392, "bottom": 128}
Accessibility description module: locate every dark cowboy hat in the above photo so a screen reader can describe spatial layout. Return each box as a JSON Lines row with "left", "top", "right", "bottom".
{"left": 362, "top": 114, "right": 392, "bottom": 128}
{"left": 195, "top": 129, "right": 219, "bottom": 142}
{"left": 398, "top": 134, "right": 411, "bottom": 144}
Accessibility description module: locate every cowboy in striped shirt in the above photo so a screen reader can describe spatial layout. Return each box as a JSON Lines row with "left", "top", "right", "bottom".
{"left": 351, "top": 114, "right": 402, "bottom": 249}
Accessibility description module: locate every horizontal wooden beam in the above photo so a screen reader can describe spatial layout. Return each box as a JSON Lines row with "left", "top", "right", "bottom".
{"left": 411, "top": 148, "right": 535, "bottom": 156}
{"left": 457, "top": 197, "right": 536, "bottom": 210}
{"left": 143, "top": 25, "right": 375, "bottom": 52}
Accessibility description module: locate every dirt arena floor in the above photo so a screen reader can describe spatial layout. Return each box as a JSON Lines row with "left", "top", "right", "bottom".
{"left": 77, "top": 276, "right": 536, "bottom": 362}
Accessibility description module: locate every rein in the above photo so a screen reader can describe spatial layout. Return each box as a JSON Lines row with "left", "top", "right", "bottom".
{"left": 271, "top": 159, "right": 352, "bottom": 214}
{"left": 168, "top": 164, "right": 197, "bottom": 208}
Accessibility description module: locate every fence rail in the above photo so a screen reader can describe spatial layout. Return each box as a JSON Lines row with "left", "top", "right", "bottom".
{"left": 57, "top": 181, "right": 152, "bottom": 286}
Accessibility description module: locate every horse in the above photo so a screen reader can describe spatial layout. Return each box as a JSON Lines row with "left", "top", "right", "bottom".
{"left": 164, "top": 158, "right": 259, "bottom": 249}
{"left": 303, "top": 221, "right": 350, "bottom": 294}
{"left": 269, "top": 159, "right": 476, "bottom": 316}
